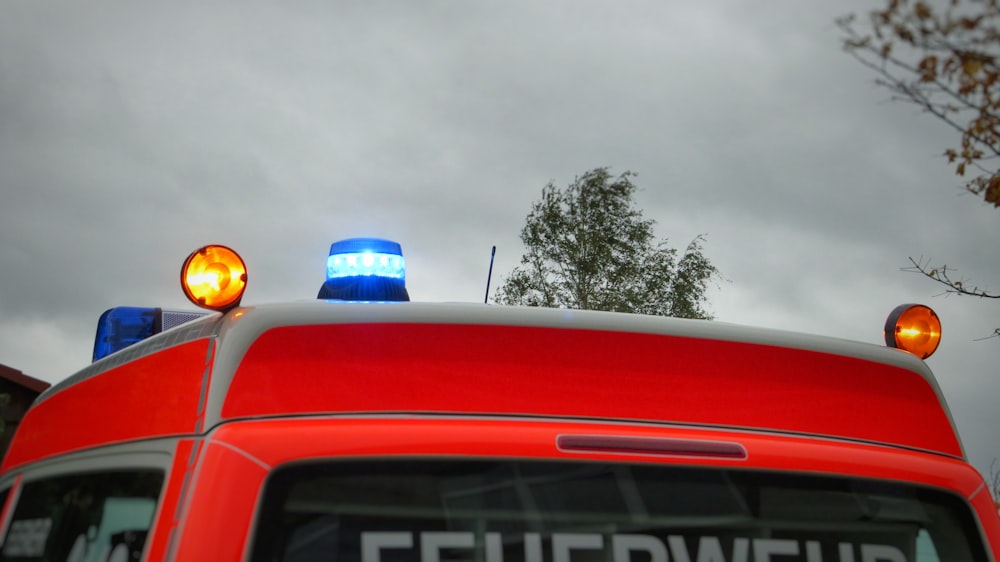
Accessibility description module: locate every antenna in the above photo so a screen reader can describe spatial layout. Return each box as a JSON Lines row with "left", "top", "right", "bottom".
{"left": 484, "top": 246, "right": 496, "bottom": 304}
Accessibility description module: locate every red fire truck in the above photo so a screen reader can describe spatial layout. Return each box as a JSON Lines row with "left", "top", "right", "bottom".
{"left": 0, "top": 239, "right": 995, "bottom": 562}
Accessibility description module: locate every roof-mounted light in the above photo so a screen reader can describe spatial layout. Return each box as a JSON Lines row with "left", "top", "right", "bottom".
{"left": 326, "top": 238, "right": 405, "bottom": 280}
{"left": 92, "top": 307, "right": 207, "bottom": 361}
{"left": 884, "top": 304, "right": 941, "bottom": 359}
{"left": 318, "top": 238, "right": 409, "bottom": 302}
{"left": 181, "top": 245, "right": 248, "bottom": 312}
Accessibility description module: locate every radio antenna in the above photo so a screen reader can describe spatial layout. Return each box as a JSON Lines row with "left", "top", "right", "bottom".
{"left": 484, "top": 246, "right": 496, "bottom": 304}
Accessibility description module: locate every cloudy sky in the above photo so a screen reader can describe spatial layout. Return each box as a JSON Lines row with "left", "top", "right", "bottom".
{"left": 1, "top": 1, "right": 996, "bottom": 479}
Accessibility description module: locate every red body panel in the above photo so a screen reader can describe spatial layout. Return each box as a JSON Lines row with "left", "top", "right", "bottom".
{"left": 172, "top": 439, "right": 269, "bottom": 562}
{"left": 209, "top": 418, "right": 981, "bottom": 492}
{"left": 1, "top": 339, "right": 213, "bottom": 471}
{"left": 145, "top": 439, "right": 201, "bottom": 562}
{"left": 223, "top": 324, "right": 961, "bottom": 457}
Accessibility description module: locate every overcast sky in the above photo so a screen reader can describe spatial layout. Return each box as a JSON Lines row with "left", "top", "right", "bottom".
{"left": 1, "top": 1, "right": 996, "bottom": 479}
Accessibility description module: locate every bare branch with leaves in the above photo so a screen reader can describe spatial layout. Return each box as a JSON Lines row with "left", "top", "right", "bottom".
{"left": 905, "top": 256, "right": 1000, "bottom": 298}
{"left": 837, "top": 0, "right": 1000, "bottom": 207}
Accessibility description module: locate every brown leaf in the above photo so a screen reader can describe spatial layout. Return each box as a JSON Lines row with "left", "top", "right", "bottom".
{"left": 896, "top": 25, "right": 915, "bottom": 43}
{"left": 963, "top": 57, "right": 984, "bottom": 76}
{"left": 959, "top": 16, "right": 983, "bottom": 30}
{"left": 987, "top": 176, "right": 1000, "bottom": 206}
{"left": 918, "top": 55, "right": 938, "bottom": 81}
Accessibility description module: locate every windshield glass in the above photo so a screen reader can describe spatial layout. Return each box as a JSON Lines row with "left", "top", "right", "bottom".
{"left": 250, "top": 460, "right": 986, "bottom": 562}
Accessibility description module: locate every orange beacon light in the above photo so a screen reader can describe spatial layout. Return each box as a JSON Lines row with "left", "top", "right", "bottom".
{"left": 884, "top": 304, "right": 942, "bottom": 359}
{"left": 180, "top": 245, "right": 248, "bottom": 312}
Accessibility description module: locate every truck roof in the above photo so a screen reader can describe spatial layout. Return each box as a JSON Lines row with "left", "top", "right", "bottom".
{"left": 3, "top": 301, "right": 962, "bottom": 471}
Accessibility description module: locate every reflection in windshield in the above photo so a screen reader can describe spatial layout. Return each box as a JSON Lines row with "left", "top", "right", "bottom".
{"left": 1, "top": 470, "right": 162, "bottom": 562}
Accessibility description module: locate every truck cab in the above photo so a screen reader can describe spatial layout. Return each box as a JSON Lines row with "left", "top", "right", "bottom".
{"left": 0, "top": 241, "right": 996, "bottom": 562}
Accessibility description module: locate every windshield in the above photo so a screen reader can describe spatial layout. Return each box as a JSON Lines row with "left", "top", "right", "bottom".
{"left": 249, "top": 460, "right": 986, "bottom": 562}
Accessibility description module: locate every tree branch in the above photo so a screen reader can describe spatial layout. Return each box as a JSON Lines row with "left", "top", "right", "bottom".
{"left": 905, "top": 256, "right": 1000, "bottom": 298}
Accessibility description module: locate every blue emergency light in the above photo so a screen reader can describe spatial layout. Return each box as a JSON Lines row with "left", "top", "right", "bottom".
{"left": 92, "top": 307, "right": 207, "bottom": 362}
{"left": 318, "top": 238, "right": 409, "bottom": 302}
{"left": 325, "top": 238, "right": 405, "bottom": 280}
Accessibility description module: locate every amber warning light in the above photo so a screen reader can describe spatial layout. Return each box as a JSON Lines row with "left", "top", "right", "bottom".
{"left": 181, "top": 245, "right": 248, "bottom": 312}
{"left": 884, "top": 304, "right": 941, "bottom": 359}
